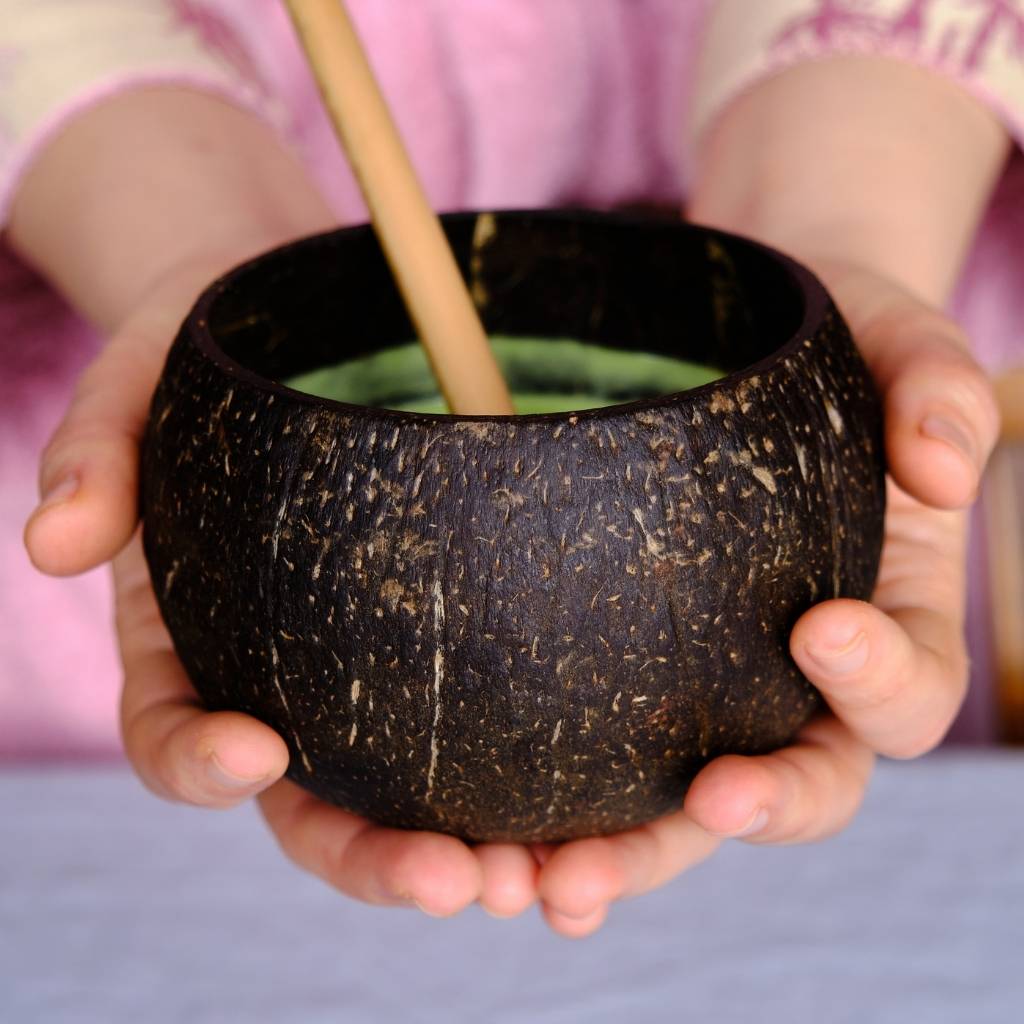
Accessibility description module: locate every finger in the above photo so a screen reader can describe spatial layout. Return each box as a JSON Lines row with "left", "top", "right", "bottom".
{"left": 537, "top": 811, "right": 719, "bottom": 934}
{"left": 473, "top": 844, "right": 539, "bottom": 918}
{"left": 116, "top": 534, "right": 289, "bottom": 807}
{"left": 116, "top": 530, "right": 480, "bottom": 920}
{"left": 259, "top": 781, "right": 483, "bottom": 917}
{"left": 855, "top": 309, "right": 1000, "bottom": 510}
{"left": 790, "top": 597, "right": 968, "bottom": 759}
{"left": 684, "top": 716, "right": 874, "bottom": 845}
{"left": 24, "top": 328, "right": 168, "bottom": 576}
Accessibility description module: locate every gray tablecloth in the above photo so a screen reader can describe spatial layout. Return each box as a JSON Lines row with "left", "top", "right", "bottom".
{"left": 2, "top": 751, "right": 1023, "bottom": 1023}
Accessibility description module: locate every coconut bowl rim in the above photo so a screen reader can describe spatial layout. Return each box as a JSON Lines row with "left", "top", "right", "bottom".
{"left": 184, "top": 208, "right": 833, "bottom": 425}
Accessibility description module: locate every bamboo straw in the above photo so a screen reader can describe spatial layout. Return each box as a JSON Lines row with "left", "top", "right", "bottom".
{"left": 284, "top": 0, "right": 515, "bottom": 415}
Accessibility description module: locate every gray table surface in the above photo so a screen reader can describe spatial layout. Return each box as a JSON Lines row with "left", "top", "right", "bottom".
{"left": 2, "top": 751, "right": 1023, "bottom": 1024}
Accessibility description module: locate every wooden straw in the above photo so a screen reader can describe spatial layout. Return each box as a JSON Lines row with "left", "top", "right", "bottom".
{"left": 284, "top": 0, "right": 515, "bottom": 415}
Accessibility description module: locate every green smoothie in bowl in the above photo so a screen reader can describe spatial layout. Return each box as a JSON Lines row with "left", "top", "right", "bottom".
{"left": 284, "top": 336, "right": 723, "bottom": 413}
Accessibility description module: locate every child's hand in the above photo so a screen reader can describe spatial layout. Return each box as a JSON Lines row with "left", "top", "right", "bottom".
{"left": 526, "top": 55, "right": 1009, "bottom": 941}
{"left": 521, "top": 56, "right": 1010, "bottom": 937}
{"left": 109, "top": 533, "right": 535, "bottom": 920}
{"left": 12, "top": 90, "right": 542, "bottom": 926}
{"left": 527, "top": 258, "right": 1000, "bottom": 936}
{"left": 20, "top": 254, "right": 544, "bottom": 923}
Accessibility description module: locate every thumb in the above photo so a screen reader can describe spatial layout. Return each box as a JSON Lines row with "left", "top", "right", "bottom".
{"left": 24, "top": 307, "right": 182, "bottom": 577}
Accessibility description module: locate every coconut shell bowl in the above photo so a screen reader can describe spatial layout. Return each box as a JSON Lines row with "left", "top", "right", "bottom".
{"left": 140, "top": 210, "right": 886, "bottom": 843}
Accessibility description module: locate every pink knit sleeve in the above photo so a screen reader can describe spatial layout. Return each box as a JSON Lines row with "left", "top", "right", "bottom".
{"left": 0, "top": 0, "right": 281, "bottom": 226}
{"left": 691, "top": 0, "right": 1024, "bottom": 149}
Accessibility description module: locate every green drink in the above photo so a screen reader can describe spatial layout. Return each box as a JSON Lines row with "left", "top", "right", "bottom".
{"left": 284, "top": 336, "right": 722, "bottom": 413}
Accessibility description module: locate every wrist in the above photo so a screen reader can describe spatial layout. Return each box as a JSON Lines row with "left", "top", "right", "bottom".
{"left": 8, "top": 87, "right": 336, "bottom": 333}
{"left": 688, "top": 57, "right": 1010, "bottom": 308}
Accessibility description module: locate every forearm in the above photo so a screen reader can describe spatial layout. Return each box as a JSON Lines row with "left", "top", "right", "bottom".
{"left": 8, "top": 87, "right": 337, "bottom": 333}
{"left": 688, "top": 57, "right": 1011, "bottom": 309}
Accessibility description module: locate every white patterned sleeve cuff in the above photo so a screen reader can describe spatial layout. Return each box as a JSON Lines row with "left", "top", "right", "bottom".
{"left": 691, "top": 0, "right": 1024, "bottom": 151}
{"left": 0, "top": 0, "right": 278, "bottom": 225}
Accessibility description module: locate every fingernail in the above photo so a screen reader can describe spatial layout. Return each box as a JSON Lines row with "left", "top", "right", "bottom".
{"left": 412, "top": 899, "right": 448, "bottom": 919}
{"left": 547, "top": 902, "right": 602, "bottom": 922}
{"left": 205, "top": 753, "right": 268, "bottom": 792}
{"left": 709, "top": 807, "right": 770, "bottom": 839}
{"left": 805, "top": 631, "right": 869, "bottom": 676}
{"left": 482, "top": 906, "right": 521, "bottom": 920}
{"left": 921, "top": 415, "right": 977, "bottom": 471}
{"left": 388, "top": 890, "right": 420, "bottom": 910}
{"left": 37, "top": 473, "right": 79, "bottom": 512}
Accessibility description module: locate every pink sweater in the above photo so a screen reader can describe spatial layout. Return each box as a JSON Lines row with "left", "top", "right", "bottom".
{"left": 1, "top": 0, "right": 1022, "bottom": 757}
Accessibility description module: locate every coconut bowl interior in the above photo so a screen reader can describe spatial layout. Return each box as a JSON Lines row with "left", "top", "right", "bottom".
{"left": 141, "top": 210, "right": 886, "bottom": 843}
{"left": 203, "top": 211, "right": 805, "bottom": 398}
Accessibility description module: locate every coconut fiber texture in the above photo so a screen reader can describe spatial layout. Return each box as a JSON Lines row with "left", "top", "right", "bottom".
{"left": 140, "top": 210, "right": 886, "bottom": 842}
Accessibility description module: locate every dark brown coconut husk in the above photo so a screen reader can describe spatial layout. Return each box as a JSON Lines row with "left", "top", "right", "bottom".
{"left": 140, "top": 211, "right": 886, "bottom": 842}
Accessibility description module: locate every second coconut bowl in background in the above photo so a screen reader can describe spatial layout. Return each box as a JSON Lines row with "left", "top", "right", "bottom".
{"left": 140, "top": 210, "right": 886, "bottom": 843}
